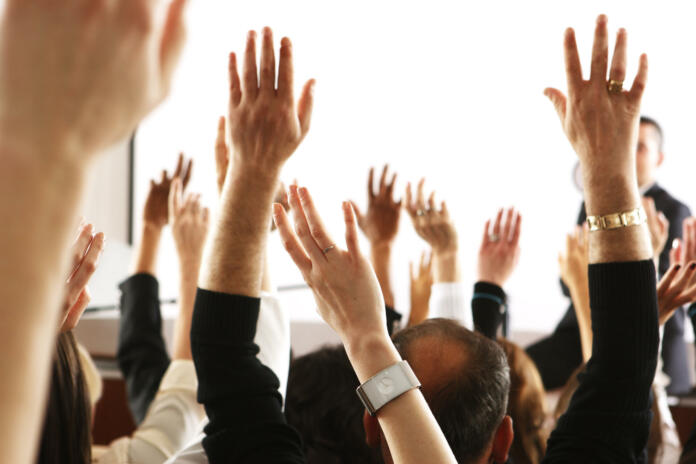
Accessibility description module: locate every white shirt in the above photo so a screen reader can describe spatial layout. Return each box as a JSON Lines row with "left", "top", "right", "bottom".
{"left": 428, "top": 282, "right": 473, "bottom": 329}
{"left": 164, "top": 292, "right": 291, "bottom": 464}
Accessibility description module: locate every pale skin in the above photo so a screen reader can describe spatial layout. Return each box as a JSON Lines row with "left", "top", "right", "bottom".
{"left": 169, "top": 178, "right": 209, "bottom": 360}
{"left": 0, "top": 2, "right": 186, "bottom": 462}
{"left": 405, "top": 180, "right": 460, "bottom": 283}
{"left": 274, "top": 187, "right": 457, "bottom": 464}
{"left": 407, "top": 251, "right": 433, "bottom": 328}
{"left": 477, "top": 208, "right": 522, "bottom": 288}
{"left": 351, "top": 164, "right": 401, "bottom": 307}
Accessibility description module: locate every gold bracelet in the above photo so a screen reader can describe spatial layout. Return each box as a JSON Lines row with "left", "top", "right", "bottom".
{"left": 587, "top": 207, "right": 646, "bottom": 231}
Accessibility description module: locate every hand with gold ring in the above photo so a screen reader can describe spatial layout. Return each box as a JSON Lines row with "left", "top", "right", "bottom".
{"left": 274, "top": 185, "right": 388, "bottom": 348}
{"left": 405, "top": 178, "right": 458, "bottom": 256}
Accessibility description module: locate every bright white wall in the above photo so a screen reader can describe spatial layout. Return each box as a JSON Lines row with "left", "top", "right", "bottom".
{"left": 134, "top": 0, "right": 696, "bottom": 336}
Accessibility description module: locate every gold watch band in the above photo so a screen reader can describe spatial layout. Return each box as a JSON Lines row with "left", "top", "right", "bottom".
{"left": 587, "top": 207, "right": 647, "bottom": 231}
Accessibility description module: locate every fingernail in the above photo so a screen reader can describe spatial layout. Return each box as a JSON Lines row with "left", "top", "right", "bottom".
{"left": 673, "top": 239, "right": 680, "bottom": 249}
{"left": 675, "top": 265, "right": 682, "bottom": 271}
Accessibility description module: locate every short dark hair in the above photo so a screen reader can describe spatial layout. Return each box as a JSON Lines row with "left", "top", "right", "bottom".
{"left": 392, "top": 319, "right": 510, "bottom": 464}
{"left": 285, "top": 345, "right": 381, "bottom": 464}
{"left": 38, "top": 331, "right": 92, "bottom": 464}
{"left": 640, "top": 116, "right": 664, "bottom": 151}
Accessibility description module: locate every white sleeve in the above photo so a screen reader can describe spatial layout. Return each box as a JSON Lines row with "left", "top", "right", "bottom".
{"left": 165, "top": 292, "right": 291, "bottom": 464}
{"left": 428, "top": 282, "right": 472, "bottom": 329}
{"left": 97, "top": 360, "right": 205, "bottom": 464}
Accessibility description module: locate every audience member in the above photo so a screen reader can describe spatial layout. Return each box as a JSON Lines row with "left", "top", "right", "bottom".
{"left": 408, "top": 251, "right": 434, "bottom": 327}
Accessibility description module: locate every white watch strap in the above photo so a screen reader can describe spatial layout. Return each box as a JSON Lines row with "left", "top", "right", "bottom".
{"left": 356, "top": 360, "right": 421, "bottom": 416}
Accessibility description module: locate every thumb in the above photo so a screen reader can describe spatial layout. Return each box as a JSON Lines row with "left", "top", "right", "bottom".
{"left": 350, "top": 201, "right": 364, "bottom": 226}
{"left": 544, "top": 87, "right": 567, "bottom": 124}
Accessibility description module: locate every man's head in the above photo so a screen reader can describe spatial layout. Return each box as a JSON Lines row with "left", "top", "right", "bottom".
{"left": 636, "top": 116, "right": 665, "bottom": 188}
{"left": 365, "top": 319, "right": 513, "bottom": 463}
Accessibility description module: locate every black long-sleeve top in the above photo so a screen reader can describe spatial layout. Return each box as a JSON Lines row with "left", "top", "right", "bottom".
{"left": 543, "top": 260, "right": 659, "bottom": 462}
{"left": 471, "top": 281, "right": 507, "bottom": 339}
{"left": 117, "top": 273, "right": 170, "bottom": 424}
{"left": 191, "top": 289, "right": 305, "bottom": 463}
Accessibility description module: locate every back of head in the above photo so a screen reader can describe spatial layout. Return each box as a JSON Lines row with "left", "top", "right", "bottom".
{"left": 497, "top": 338, "right": 548, "bottom": 464}
{"left": 38, "top": 331, "right": 92, "bottom": 464}
{"left": 285, "top": 345, "right": 381, "bottom": 464}
{"left": 392, "top": 319, "right": 510, "bottom": 463}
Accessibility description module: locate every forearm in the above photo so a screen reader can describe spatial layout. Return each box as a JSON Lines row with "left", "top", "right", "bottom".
{"left": 345, "top": 334, "right": 456, "bottom": 464}
{"left": 567, "top": 280, "right": 592, "bottom": 363}
{"left": 172, "top": 263, "right": 200, "bottom": 360}
{"left": 200, "top": 166, "right": 278, "bottom": 296}
{"left": 0, "top": 152, "right": 88, "bottom": 464}
{"left": 370, "top": 244, "right": 394, "bottom": 307}
{"left": 132, "top": 224, "right": 163, "bottom": 275}
{"left": 433, "top": 251, "right": 460, "bottom": 283}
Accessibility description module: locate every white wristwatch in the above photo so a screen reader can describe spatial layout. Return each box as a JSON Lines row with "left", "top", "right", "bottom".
{"left": 356, "top": 360, "right": 421, "bottom": 416}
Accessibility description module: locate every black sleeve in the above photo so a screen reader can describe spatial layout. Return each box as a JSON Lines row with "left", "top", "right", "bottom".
{"left": 471, "top": 282, "right": 507, "bottom": 339}
{"left": 680, "top": 303, "right": 696, "bottom": 461}
{"left": 543, "top": 261, "right": 659, "bottom": 463}
{"left": 117, "top": 273, "right": 171, "bottom": 424}
{"left": 191, "top": 289, "right": 305, "bottom": 464}
{"left": 385, "top": 305, "right": 402, "bottom": 336}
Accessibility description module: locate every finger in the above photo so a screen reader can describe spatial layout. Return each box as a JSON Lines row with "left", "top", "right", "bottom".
{"left": 503, "top": 208, "right": 514, "bottom": 241}
{"left": 173, "top": 152, "right": 184, "bottom": 178}
{"left": 182, "top": 157, "right": 193, "bottom": 188}
{"left": 160, "top": 169, "right": 167, "bottom": 183}
{"left": 70, "top": 224, "right": 95, "bottom": 274}
{"left": 416, "top": 178, "right": 426, "bottom": 211}
{"left": 273, "top": 203, "right": 312, "bottom": 273}
{"left": 419, "top": 250, "right": 426, "bottom": 270}
{"left": 608, "top": 28, "right": 627, "bottom": 86}
{"left": 349, "top": 201, "right": 364, "bottom": 227}
{"left": 298, "top": 187, "right": 336, "bottom": 252}
{"left": 563, "top": 28, "right": 583, "bottom": 95}
{"left": 229, "top": 52, "right": 242, "bottom": 107}
{"left": 642, "top": 196, "right": 657, "bottom": 220}
{"left": 215, "top": 116, "right": 230, "bottom": 192}
{"left": 492, "top": 208, "right": 504, "bottom": 237}
{"left": 288, "top": 186, "right": 324, "bottom": 260}
{"left": 159, "top": 0, "right": 188, "bottom": 97}
{"left": 671, "top": 239, "right": 683, "bottom": 266}
{"left": 628, "top": 54, "right": 648, "bottom": 103}
{"left": 277, "top": 37, "right": 294, "bottom": 102}
{"left": 202, "top": 207, "right": 210, "bottom": 224}
{"left": 440, "top": 201, "right": 450, "bottom": 219}
{"left": 590, "top": 15, "right": 609, "bottom": 84}
{"left": 169, "top": 177, "right": 182, "bottom": 220}
{"left": 368, "top": 167, "right": 375, "bottom": 200}
{"left": 259, "top": 27, "right": 276, "bottom": 93}
{"left": 511, "top": 212, "right": 522, "bottom": 246}
{"left": 62, "top": 288, "right": 91, "bottom": 332}
{"left": 665, "top": 264, "right": 695, "bottom": 301}
{"left": 297, "top": 79, "right": 316, "bottom": 137}
{"left": 386, "top": 172, "right": 398, "bottom": 200}
{"left": 69, "top": 233, "right": 105, "bottom": 294}
{"left": 482, "top": 219, "right": 491, "bottom": 246}
{"left": 425, "top": 252, "right": 433, "bottom": 273}
{"left": 343, "top": 201, "right": 361, "bottom": 256}
{"left": 687, "top": 219, "right": 696, "bottom": 261}
{"left": 243, "top": 30, "right": 259, "bottom": 99}
{"left": 427, "top": 191, "right": 436, "bottom": 211}
{"left": 658, "top": 212, "right": 669, "bottom": 235}
{"left": 657, "top": 264, "right": 682, "bottom": 298}
{"left": 405, "top": 182, "right": 414, "bottom": 215}
{"left": 543, "top": 88, "right": 567, "bottom": 123}
{"left": 379, "top": 165, "right": 389, "bottom": 196}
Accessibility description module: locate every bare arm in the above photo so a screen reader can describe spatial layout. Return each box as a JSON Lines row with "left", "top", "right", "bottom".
{"left": 0, "top": 1, "right": 187, "bottom": 462}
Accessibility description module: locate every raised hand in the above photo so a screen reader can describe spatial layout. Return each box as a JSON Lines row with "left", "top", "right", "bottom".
{"left": 477, "top": 208, "right": 522, "bottom": 288}
{"left": 408, "top": 252, "right": 433, "bottom": 328}
{"left": 351, "top": 165, "right": 401, "bottom": 247}
{"left": 671, "top": 218, "right": 696, "bottom": 266}
{"left": 169, "top": 179, "right": 210, "bottom": 268}
{"left": 657, "top": 263, "right": 696, "bottom": 325}
{"left": 642, "top": 197, "right": 669, "bottom": 260}
{"left": 405, "top": 179, "right": 457, "bottom": 255}
{"left": 226, "top": 28, "right": 315, "bottom": 179}
{"left": 61, "top": 222, "right": 106, "bottom": 332}
{"left": 143, "top": 153, "right": 193, "bottom": 229}
{"left": 0, "top": 0, "right": 188, "bottom": 160}
{"left": 273, "top": 185, "right": 386, "bottom": 349}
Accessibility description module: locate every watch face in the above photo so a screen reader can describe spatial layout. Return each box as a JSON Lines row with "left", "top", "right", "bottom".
{"left": 378, "top": 377, "right": 395, "bottom": 395}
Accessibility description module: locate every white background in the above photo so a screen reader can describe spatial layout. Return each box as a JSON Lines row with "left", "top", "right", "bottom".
{"left": 130, "top": 0, "right": 696, "bottom": 336}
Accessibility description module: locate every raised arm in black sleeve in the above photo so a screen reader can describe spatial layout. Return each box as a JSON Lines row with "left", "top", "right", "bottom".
{"left": 191, "top": 289, "right": 305, "bottom": 464}
{"left": 543, "top": 261, "right": 659, "bottom": 463}
{"left": 117, "top": 273, "right": 170, "bottom": 424}
{"left": 471, "top": 282, "right": 507, "bottom": 339}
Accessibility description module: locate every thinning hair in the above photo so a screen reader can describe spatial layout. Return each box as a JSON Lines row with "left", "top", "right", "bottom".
{"left": 392, "top": 319, "right": 510, "bottom": 463}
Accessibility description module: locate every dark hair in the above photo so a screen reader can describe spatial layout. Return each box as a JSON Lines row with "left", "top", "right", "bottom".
{"left": 497, "top": 338, "right": 548, "bottom": 464}
{"left": 640, "top": 116, "right": 664, "bottom": 151}
{"left": 285, "top": 345, "right": 381, "bottom": 464}
{"left": 37, "top": 331, "right": 92, "bottom": 464}
{"left": 392, "top": 319, "right": 510, "bottom": 463}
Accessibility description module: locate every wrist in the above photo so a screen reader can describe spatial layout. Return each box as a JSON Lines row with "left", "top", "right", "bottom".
{"left": 583, "top": 176, "right": 640, "bottom": 216}
{"left": 434, "top": 252, "right": 460, "bottom": 283}
{"left": 229, "top": 158, "right": 282, "bottom": 185}
{"left": 344, "top": 332, "right": 401, "bottom": 383}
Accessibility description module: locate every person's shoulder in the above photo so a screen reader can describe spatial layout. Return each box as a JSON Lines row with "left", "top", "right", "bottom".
{"left": 650, "top": 184, "right": 691, "bottom": 217}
